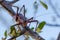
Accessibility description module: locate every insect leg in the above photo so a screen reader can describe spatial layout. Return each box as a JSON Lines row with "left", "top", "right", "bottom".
{"left": 20, "top": 5, "right": 26, "bottom": 19}
{"left": 27, "top": 17, "right": 33, "bottom": 21}
{"left": 10, "top": 5, "right": 20, "bottom": 21}
{"left": 26, "top": 20, "right": 39, "bottom": 31}
{"left": 27, "top": 17, "right": 33, "bottom": 27}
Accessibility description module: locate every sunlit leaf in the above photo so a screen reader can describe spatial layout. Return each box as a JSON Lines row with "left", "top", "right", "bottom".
{"left": 10, "top": 25, "right": 17, "bottom": 37}
{"left": 16, "top": 31, "right": 21, "bottom": 37}
{"left": 36, "top": 28, "right": 41, "bottom": 33}
{"left": 36, "top": 21, "right": 46, "bottom": 33}
{"left": 40, "top": 1, "right": 48, "bottom": 9}
{"left": 38, "top": 21, "right": 46, "bottom": 30}
{"left": 11, "top": 30, "right": 16, "bottom": 36}
{"left": 4, "top": 30, "right": 7, "bottom": 38}
{"left": 31, "top": 27, "right": 34, "bottom": 30}
{"left": 10, "top": 26, "right": 16, "bottom": 34}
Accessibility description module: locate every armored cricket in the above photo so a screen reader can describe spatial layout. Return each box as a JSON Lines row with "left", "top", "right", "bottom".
{"left": 0, "top": 0, "right": 44, "bottom": 40}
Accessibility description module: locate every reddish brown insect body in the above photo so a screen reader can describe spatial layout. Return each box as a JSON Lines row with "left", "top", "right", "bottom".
{"left": 0, "top": 0, "right": 38, "bottom": 28}
{"left": 13, "top": 5, "right": 38, "bottom": 28}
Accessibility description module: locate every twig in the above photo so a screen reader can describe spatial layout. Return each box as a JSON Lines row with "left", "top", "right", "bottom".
{"left": 8, "top": 26, "right": 44, "bottom": 40}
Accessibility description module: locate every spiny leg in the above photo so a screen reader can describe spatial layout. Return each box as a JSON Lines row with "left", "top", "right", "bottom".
{"left": 26, "top": 20, "right": 38, "bottom": 31}
{"left": 10, "top": 6, "right": 19, "bottom": 14}
{"left": 27, "top": 17, "right": 34, "bottom": 27}
{"left": 23, "top": 5, "right": 25, "bottom": 19}
{"left": 27, "top": 17, "right": 33, "bottom": 21}
{"left": 20, "top": 5, "right": 26, "bottom": 20}
{"left": 14, "top": 6, "right": 19, "bottom": 21}
{"left": 20, "top": 5, "right": 25, "bottom": 12}
{"left": 10, "top": 6, "right": 19, "bottom": 21}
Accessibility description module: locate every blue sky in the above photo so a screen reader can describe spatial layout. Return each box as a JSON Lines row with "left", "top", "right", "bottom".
{"left": 0, "top": 0, "right": 60, "bottom": 40}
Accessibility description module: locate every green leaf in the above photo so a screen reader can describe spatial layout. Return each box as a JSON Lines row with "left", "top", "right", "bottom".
{"left": 31, "top": 27, "right": 34, "bottom": 30}
{"left": 36, "top": 28, "right": 41, "bottom": 33}
{"left": 36, "top": 21, "right": 46, "bottom": 33}
{"left": 40, "top": 0, "right": 48, "bottom": 9}
{"left": 38, "top": 21, "right": 46, "bottom": 30}
{"left": 11, "top": 30, "right": 16, "bottom": 36}
{"left": 10, "top": 25, "right": 17, "bottom": 36}
{"left": 4, "top": 30, "right": 7, "bottom": 38}
{"left": 16, "top": 31, "right": 20, "bottom": 37}
{"left": 10, "top": 25, "right": 16, "bottom": 34}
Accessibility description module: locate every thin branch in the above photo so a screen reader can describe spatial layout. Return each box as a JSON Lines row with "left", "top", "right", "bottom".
{"left": 46, "top": 23, "right": 60, "bottom": 27}
{"left": 8, "top": 26, "right": 44, "bottom": 40}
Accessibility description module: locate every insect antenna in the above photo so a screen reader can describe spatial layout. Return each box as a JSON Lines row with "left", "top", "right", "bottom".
{"left": 23, "top": 5, "right": 26, "bottom": 20}
{"left": 16, "top": 6, "right": 19, "bottom": 21}
{"left": 11, "top": 6, "right": 19, "bottom": 21}
{"left": 20, "top": 5, "right": 26, "bottom": 21}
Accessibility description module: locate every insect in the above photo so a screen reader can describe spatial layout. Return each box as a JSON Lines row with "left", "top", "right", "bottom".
{"left": 0, "top": 0, "right": 38, "bottom": 34}
{"left": 12, "top": 5, "right": 38, "bottom": 29}
{"left": 0, "top": 0, "right": 43, "bottom": 40}
{"left": 0, "top": 0, "right": 38, "bottom": 29}
{"left": 0, "top": 0, "right": 44, "bottom": 40}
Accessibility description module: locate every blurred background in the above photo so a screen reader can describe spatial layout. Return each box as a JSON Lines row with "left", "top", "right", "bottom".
{"left": 0, "top": 0, "right": 60, "bottom": 40}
